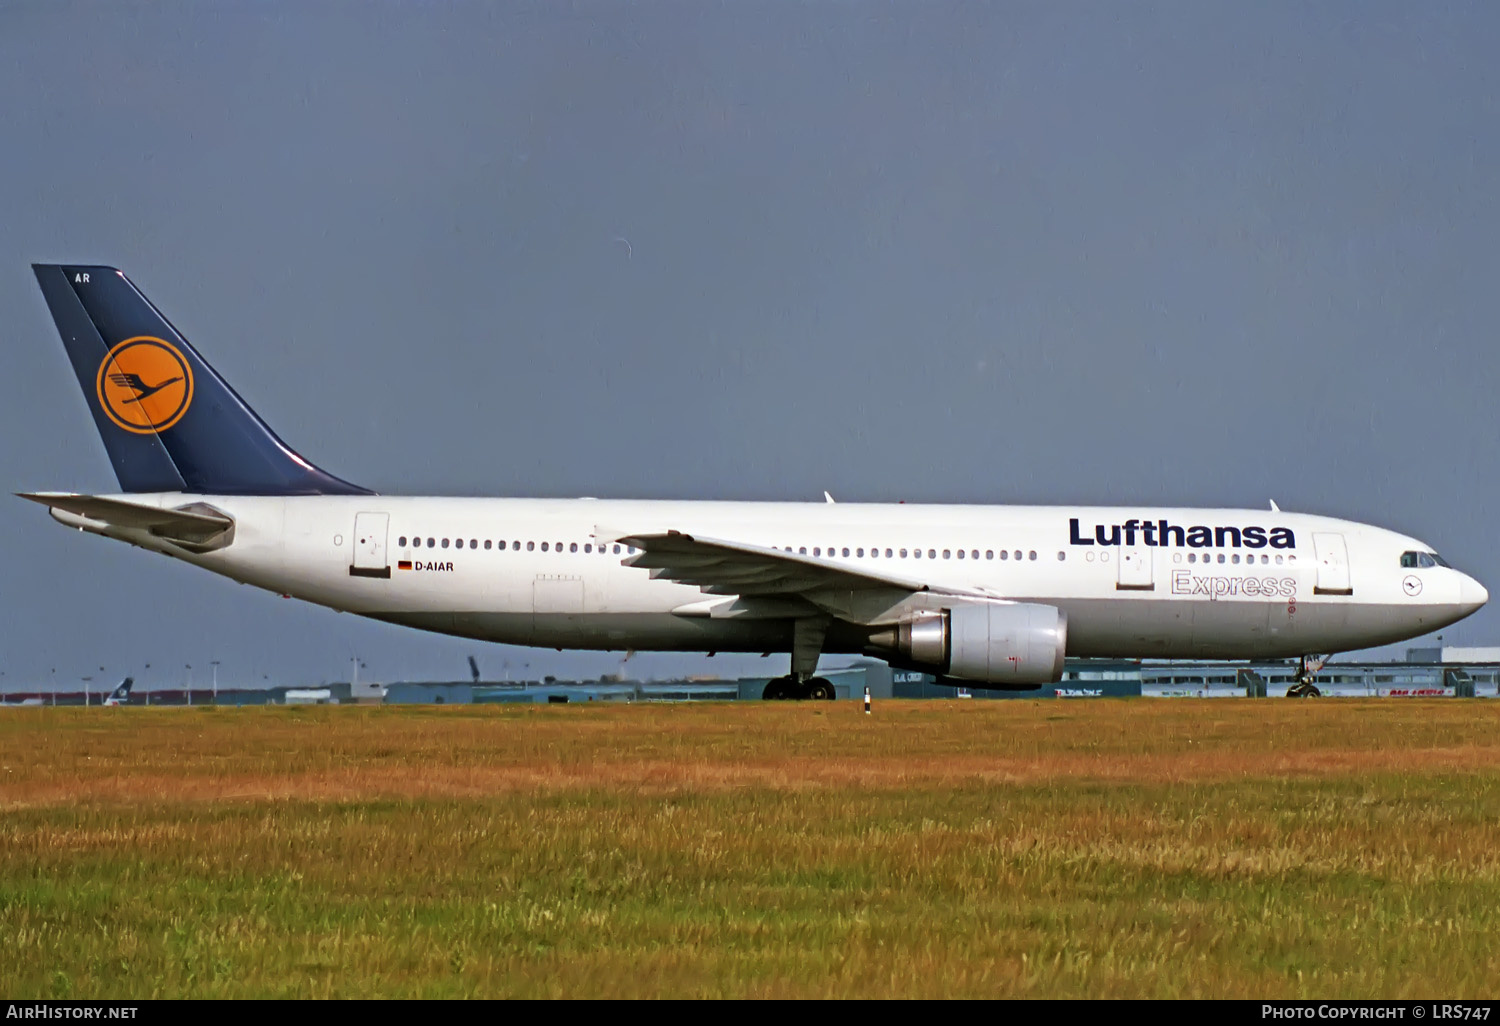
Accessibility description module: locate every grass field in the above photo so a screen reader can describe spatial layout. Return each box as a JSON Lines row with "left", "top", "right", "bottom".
{"left": 3, "top": 700, "right": 1499, "bottom": 998}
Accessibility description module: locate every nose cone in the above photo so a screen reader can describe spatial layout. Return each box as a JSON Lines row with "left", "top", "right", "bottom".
{"left": 1460, "top": 573, "right": 1489, "bottom": 614}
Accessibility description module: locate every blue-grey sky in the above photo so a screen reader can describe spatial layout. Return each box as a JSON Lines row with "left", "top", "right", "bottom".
{"left": 3, "top": 2, "right": 1499, "bottom": 690}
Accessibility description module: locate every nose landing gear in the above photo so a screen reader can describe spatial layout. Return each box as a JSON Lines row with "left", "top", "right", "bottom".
{"left": 1287, "top": 654, "right": 1328, "bottom": 698}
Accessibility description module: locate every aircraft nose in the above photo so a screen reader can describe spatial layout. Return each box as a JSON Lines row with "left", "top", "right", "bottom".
{"left": 1460, "top": 573, "right": 1489, "bottom": 613}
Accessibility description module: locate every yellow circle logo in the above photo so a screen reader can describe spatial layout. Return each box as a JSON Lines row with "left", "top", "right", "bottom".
{"left": 96, "top": 336, "right": 194, "bottom": 434}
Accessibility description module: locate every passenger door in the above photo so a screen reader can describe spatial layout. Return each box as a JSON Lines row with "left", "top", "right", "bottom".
{"left": 1312, "top": 532, "right": 1353, "bottom": 595}
{"left": 1117, "top": 546, "right": 1154, "bottom": 591}
{"left": 350, "top": 512, "right": 390, "bottom": 579}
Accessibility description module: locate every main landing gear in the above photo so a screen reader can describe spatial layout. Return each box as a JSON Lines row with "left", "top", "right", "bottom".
{"left": 762, "top": 617, "right": 837, "bottom": 700}
{"left": 762, "top": 676, "right": 837, "bottom": 701}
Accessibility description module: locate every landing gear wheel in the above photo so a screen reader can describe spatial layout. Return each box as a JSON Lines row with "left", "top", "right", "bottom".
{"left": 762, "top": 677, "right": 797, "bottom": 701}
{"left": 762, "top": 676, "right": 834, "bottom": 701}
{"left": 1290, "top": 655, "right": 1328, "bottom": 699}
{"left": 805, "top": 677, "right": 836, "bottom": 701}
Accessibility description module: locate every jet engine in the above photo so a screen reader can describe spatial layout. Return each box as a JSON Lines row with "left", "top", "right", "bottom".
{"left": 867, "top": 601, "right": 1067, "bottom": 687}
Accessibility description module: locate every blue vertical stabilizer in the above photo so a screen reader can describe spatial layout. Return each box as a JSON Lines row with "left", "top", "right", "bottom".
{"left": 32, "top": 264, "right": 371, "bottom": 496}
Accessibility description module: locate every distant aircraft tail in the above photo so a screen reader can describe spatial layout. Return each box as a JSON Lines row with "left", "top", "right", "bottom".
{"left": 103, "top": 676, "right": 133, "bottom": 706}
{"left": 31, "top": 265, "right": 370, "bottom": 496}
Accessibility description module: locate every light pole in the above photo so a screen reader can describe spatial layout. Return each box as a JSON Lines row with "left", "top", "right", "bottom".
{"left": 211, "top": 661, "right": 219, "bottom": 703}
{"left": 186, "top": 664, "right": 192, "bottom": 706}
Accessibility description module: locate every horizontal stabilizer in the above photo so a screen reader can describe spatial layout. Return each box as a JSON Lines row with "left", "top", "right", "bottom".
{"left": 17, "top": 492, "right": 234, "bottom": 550}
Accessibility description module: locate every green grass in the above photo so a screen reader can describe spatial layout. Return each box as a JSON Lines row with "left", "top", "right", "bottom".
{"left": 2, "top": 701, "right": 1499, "bottom": 997}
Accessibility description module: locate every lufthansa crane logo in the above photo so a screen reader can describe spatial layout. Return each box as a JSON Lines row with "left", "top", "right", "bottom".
{"left": 96, "top": 336, "right": 194, "bottom": 434}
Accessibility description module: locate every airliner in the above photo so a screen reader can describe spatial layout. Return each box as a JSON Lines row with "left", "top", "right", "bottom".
{"left": 22, "top": 265, "right": 1488, "bottom": 699}
{"left": 102, "top": 676, "right": 133, "bottom": 707}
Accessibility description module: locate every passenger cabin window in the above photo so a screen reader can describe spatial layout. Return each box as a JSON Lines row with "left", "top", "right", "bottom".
{"left": 398, "top": 536, "right": 407, "bottom": 547}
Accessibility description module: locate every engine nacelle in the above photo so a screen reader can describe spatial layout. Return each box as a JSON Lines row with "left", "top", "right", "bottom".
{"left": 868, "top": 602, "right": 1067, "bottom": 686}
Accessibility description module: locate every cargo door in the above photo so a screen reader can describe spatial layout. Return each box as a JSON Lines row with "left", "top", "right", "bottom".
{"left": 1117, "top": 546, "right": 1154, "bottom": 591}
{"left": 350, "top": 512, "right": 390, "bottom": 578}
{"left": 533, "top": 575, "right": 585, "bottom": 642}
{"left": 1312, "top": 532, "right": 1353, "bottom": 595}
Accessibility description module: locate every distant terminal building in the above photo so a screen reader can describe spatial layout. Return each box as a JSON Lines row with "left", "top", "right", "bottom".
{"left": 892, "top": 655, "right": 1496, "bottom": 700}
{"left": 386, "top": 667, "right": 871, "bottom": 705}
{"left": 5, "top": 654, "right": 1499, "bottom": 707}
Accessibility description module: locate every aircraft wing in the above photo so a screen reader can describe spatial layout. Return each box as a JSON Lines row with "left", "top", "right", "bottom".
{"left": 610, "top": 528, "right": 990, "bottom": 624}
{"left": 17, "top": 492, "right": 234, "bottom": 550}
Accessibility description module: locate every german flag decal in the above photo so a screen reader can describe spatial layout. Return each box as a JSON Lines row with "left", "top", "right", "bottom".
{"left": 397, "top": 560, "right": 413, "bottom": 571}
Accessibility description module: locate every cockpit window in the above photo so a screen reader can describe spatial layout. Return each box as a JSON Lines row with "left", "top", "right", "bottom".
{"left": 1401, "top": 550, "right": 1449, "bottom": 569}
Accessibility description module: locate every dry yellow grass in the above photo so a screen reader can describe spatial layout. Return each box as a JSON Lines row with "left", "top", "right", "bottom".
{"left": 2, "top": 700, "right": 1499, "bottom": 997}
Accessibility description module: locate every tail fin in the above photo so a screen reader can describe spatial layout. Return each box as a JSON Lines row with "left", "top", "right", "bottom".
{"left": 104, "top": 677, "right": 133, "bottom": 705}
{"left": 32, "top": 265, "right": 370, "bottom": 495}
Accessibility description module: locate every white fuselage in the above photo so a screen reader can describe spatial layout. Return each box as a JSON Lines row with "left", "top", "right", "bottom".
{"left": 68, "top": 494, "right": 1487, "bottom": 661}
